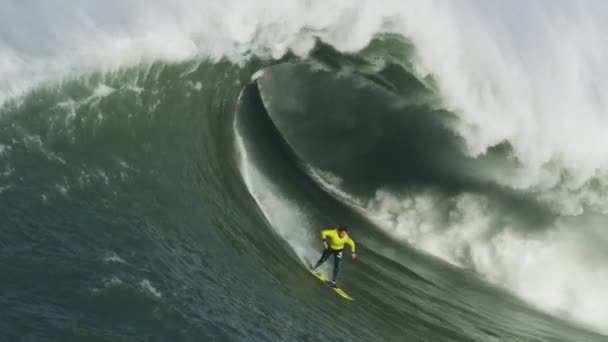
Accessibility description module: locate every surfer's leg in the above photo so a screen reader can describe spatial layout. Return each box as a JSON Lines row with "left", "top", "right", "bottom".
{"left": 331, "top": 250, "right": 343, "bottom": 282}
{"left": 314, "top": 249, "right": 332, "bottom": 269}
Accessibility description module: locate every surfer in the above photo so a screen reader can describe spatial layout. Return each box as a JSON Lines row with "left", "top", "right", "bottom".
{"left": 313, "top": 226, "right": 357, "bottom": 287}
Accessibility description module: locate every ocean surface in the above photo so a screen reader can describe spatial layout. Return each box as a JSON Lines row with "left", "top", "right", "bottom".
{"left": 1, "top": 1, "right": 608, "bottom": 341}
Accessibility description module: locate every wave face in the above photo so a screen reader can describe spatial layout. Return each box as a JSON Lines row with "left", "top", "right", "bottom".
{"left": 1, "top": 1, "right": 608, "bottom": 340}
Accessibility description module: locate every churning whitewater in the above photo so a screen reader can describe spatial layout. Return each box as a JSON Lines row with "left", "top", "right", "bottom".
{"left": 1, "top": 1, "right": 608, "bottom": 341}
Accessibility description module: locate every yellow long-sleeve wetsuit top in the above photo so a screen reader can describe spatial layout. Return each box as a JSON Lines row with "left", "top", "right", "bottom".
{"left": 321, "top": 229, "right": 356, "bottom": 252}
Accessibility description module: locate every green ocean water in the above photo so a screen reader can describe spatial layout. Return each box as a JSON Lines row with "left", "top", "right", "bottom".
{"left": 1, "top": 36, "right": 606, "bottom": 342}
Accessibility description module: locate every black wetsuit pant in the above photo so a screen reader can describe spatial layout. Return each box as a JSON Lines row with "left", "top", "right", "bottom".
{"left": 314, "top": 248, "right": 343, "bottom": 282}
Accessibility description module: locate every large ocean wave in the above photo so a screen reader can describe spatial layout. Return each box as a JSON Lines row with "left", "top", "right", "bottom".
{"left": 1, "top": 1, "right": 607, "bottom": 340}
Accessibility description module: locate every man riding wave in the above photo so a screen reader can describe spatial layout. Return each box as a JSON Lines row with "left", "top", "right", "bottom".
{"left": 313, "top": 226, "right": 357, "bottom": 287}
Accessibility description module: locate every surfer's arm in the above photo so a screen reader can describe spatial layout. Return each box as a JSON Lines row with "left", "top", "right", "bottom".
{"left": 346, "top": 238, "right": 356, "bottom": 252}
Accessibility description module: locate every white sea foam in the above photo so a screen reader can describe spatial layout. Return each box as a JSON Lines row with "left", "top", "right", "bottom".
{"left": 102, "top": 276, "right": 123, "bottom": 286}
{"left": 0, "top": 184, "right": 14, "bottom": 194}
{"left": 0, "top": 144, "right": 10, "bottom": 156}
{"left": 103, "top": 251, "right": 126, "bottom": 264}
{"left": 2, "top": 0, "right": 607, "bottom": 192}
{"left": 140, "top": 279, "right": 162, "bottom": 299}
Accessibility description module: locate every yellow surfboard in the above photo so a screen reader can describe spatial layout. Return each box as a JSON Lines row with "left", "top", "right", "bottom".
{"left": 312, "top": 271, "right": 354, "bottom": 301}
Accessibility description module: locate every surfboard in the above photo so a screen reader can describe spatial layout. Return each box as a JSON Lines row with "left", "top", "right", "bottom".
{"left": 311, "top": 271, "right": 354, "bottom": 301}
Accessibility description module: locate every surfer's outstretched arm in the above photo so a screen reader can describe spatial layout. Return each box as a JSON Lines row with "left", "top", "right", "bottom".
{"left": 347, "top": 238, "right": 357, "bottom": 260}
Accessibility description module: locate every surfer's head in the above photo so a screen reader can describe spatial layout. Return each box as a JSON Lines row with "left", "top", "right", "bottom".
{"left": 338, "top": 226, "right": 348, "bottom": 237}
